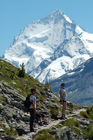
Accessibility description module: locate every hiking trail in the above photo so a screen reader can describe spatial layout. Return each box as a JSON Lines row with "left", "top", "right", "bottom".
{"left": 16, "top": 108, "right": 86, "bottom": 140}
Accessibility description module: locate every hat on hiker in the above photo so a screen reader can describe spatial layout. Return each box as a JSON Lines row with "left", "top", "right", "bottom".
{"left": 31, "top": 87, "right": 36, "bottom": 93}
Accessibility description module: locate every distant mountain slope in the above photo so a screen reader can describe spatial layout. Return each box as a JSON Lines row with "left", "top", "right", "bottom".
{"left": 50, "top": 57, "right": 93, "bottom": 106}
{"left": 3, "top": 10, "right": 93, "bottom": 83}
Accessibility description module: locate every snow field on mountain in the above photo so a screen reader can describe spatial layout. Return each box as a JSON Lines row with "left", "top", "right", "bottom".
{"left": 3, "top": 10, "right": 93, "bottom": 83}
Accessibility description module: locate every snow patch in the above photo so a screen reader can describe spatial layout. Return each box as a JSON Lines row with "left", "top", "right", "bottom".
{"left": 63, "top": 14, "right": 72, "bottom": 23}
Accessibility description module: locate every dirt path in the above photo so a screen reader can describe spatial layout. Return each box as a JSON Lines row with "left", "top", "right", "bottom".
{"left": 16, "top": 108, "right": 86, "bottom": 140}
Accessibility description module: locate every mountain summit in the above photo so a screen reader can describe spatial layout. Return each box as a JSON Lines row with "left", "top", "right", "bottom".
{"left": 3, "top": 10, "right": 93, "bottom": 83}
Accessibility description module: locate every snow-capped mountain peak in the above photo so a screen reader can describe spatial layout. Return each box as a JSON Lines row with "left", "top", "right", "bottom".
{"left": 3, "top": 9, "right": 93, "bottom": 83}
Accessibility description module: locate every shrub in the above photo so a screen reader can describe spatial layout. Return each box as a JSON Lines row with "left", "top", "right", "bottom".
{"left": 62, "top": 118, "right": 80, "bottom": 128}
{"left": 3, "top": 126, "right": 17, "bottom": 136}
{"left": 81, "top": 124, "right": 93, "bottom": 139}
{"left": 34, "top": 134, "right": 55, "bottom": 140}
{"left": 18, "top": 63, "right": 25, "bottom": 78}
{"left": 10, "top": 73, "right": 15, "bottom": 80}
{"left": 86, "top": 107, "right": 93, "bottom": 120}
{"left": 88, "top": 124, "right": 93, "bottom": 139}
{"left": 80, "top": 111, "right": 89, "bottom": 119}
{"left": 50, "top": 107, "right": 58, "bottom": 119}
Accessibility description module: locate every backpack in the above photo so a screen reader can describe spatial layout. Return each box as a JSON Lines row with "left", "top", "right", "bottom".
{"left": 24, "top": 94, "right": 31, "bottom": 112}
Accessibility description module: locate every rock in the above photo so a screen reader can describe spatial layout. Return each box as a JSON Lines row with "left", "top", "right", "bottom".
{"left": 77, "top": 118, "right": 90, "bottom": 125}
{"left": 5, "top": 67, "right": 15, "bottom": 74}
{"left": 46, "top": 92, "right": 52, "bottom": 97}
{"left": 2, "top": 121, "right": 10, "bottom": 129}
{"left": 16, "top": 127, "right": 27, "bottom": 136}
{"left": 36, "top": 83, "right": 42, "bottom": 87}
{"left": 3, "top": 136, "right": 16, "bottom": 140}
{"left": 50, "top": 126, "right": 85, "bottom": 140}
{"left": 56, "top": 127, "right": 71, "bottom": 140}
{"left": 49, "top": 126, "right": 57, "bottom": 135}
{"left": 0, "top": 103, "right": 3, "bottom": 109}
{"left": 0, "top": 128, "right": 4, "bottom": 132}
{"left": 0, "top": 72, "right": 5, "bottom": 77}
{"left": 12, "top": 81, "right": 16, "bottom": 85}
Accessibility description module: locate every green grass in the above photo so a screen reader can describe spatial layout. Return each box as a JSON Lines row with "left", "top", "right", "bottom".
{"left": 0, "top": 95, "right": 6, "bottom": 103}
{"left": 35, "top": 117, "right": 93, "bottom": 140}
{"left": 0, "top": 121, "right": 17, "bottom": 137}
{"left": 59, "top": 118, "right": 80, "bottom": 134}
{"left": 0, "top": 58, "right": 60, "bottom": 117}
{"left": 80, "top": 107, "right": 93, "bottom": 120}
{"left": 80, "top": 111, "right": 89, "bottom": 119}
{"left": 56, "top": 118, "right": 80, "bottom": 135}
{"left": 38, "top": 129, "right": 50, "bottom": 135}
{"left": 50, "top": 107, "right": 58, "bottom": 119}
{"left": 86, "top": 107, "right": 93, "bottom": 120}
{"left": 87, "top": 124, "right": 93, "bottom": 139}
{"left": 3, "top": 126, "right": 17, "bottom": 137}
{"left": 56, "top": 117, "right": 93, "bottom": 139}
{"left": 0, "top": 59, "right": 48, "bottom": 98}
{"left": 67, "top": 106, "right": 73, "bottom": 114}
{"left": 81, "top": 124, "right": 93, "bottom": 139}
{"left": 34, "top": 134, "right": 55, "bottom": 140}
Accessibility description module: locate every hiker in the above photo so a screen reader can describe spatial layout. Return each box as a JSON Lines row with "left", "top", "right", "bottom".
{"left": 59, "top": 83, "right": 67, "bottom": 119}
{"left": 29, "top": 88, "right": 48, "bottom": 132}
{"left": 29, "top": 88, "right": 37, "bottom": 132}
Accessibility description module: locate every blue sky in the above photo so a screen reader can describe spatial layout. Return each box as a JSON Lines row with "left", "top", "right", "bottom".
{"left": 0, "top": 0, "right": 93, "bottom": 57}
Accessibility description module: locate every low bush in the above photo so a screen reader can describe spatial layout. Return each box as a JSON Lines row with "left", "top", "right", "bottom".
{"left": 34, "top": 134, "right": 55, "bottom": 140}
{"left": 80, "top": 111, "right": 89, "bottom": 119}
{"left": 50, "top": 107, "right": 58, "bottom": 119}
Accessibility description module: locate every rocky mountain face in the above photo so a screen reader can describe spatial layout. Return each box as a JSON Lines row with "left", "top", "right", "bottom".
{"left": 3, "top": 10, "right": 93, "bottom": 83}
{"left": 50, "top": 57, "right": 93, "bottom": 106}
{"left": 0, "top": 59, "right": 93, "bottom": 140}
{"left": 0, "top": 58, "right": 60, "bottom": 139}
{"left": 0, "top": 79, "right": 60, "bottom": 140}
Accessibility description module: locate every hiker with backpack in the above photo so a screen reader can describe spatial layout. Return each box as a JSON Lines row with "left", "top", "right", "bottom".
{"left": 24, "top": 88, "right": 48, "bottom": 132}
{"left": 59, "top": 83, "right": 67, "bottom": 119}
